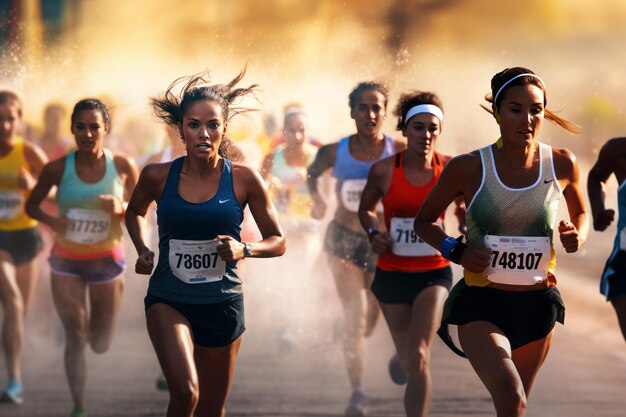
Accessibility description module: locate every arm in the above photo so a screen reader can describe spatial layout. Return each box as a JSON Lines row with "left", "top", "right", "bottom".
{"left": 124, "top": 164, "right": 167, "bottom": 274}
{"left": 101, "top": 154, "right": 140, "bottom": 216}
{"left": 414, "top": 153, "right": 492, "bottom": 272}
{"left": 306, "top": 143, "right": 337, "bottom": 219}
{"left": 216, "top": 165, "right": 286, "bottom": 261}
{"left": 20, "top": 142, "right": 49, "bottom": 192}
{"left": 24, "top": 160, "right": 65, "bottom": 233}
{"left": 587, "top": 140, "right": 617, "bottom": 231}
{"left": 358, "top": 159, "right": 392, "bottom": 254}
{"left": 442, "top": 153, "right": 467, "bottom": 233}
{"left": 554, "top": 148, "right": 589, "bottom": 252}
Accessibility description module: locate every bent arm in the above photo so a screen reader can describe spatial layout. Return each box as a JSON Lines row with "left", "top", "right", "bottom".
{"left": 588, "top": 141, "right": 616, "bottom": 231}
{"left": 242, "top": 167, "right": 286, "bottom": 258}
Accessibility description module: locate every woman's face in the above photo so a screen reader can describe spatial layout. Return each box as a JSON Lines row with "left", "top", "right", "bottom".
{"left": 0, "top": 102, "right": 20, "bottom": 143}
{"left": 71, "top": 109, "right": 108, "bottom": 152}
{"left": 403, "top": 112, "right": 441, "bottom": 157}
{"left": 350, "top": 89, "right": 386, "bottom": 137}
{"left": 283, "top": 114, "right": 308, "bottom": 147}
{"left": 180, "top": 100, "right": 226, "bottom": 159}
{"left": 496, "top": 84, "right": 545, "bottom": 146}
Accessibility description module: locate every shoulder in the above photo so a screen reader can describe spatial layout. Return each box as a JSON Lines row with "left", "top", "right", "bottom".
{"left": 371, "top": 154, "right": 395, "bottom": 174}
{"left": 22, "top": 140, "right": 48, "bottom": 164}
{"left": 444, "top": 150, "right": 482, "bottom": 175}
{"left": 42, "top": 155, "right": 67, "bottom": 177}
{"left": 139, "top": 160, "right": 173, "bottom": 185}
{"left": 111, "top": 151, "right": 138, "bottom": 172}
{"left": 550, "top": 146, "right": 577, "bottom": 169}
{"left": 232, "top": 161, "right": 261, "bottom": 181}
{"left": 595, "top": 137, "right": 626, "bottom": 166}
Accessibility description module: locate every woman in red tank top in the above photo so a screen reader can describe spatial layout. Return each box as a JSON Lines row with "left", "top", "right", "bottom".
{"left": 359, "top": 91, "right": 464, "bottom": 417}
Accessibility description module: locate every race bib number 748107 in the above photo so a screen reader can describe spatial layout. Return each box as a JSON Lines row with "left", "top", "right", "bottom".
{"left": 483, "top": 235, "right": 550, "bottom": 285}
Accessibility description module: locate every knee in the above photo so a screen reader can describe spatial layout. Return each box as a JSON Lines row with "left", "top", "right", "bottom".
{"left": 406, "top": 343, "right": 430, "bottom": 375}
{"left": 493, "top": 385, "right": 527, "bottom": 416}
{"left": 65, "top": 327, "right": 88, "bottom": 348}
{"left": 1, "top": 295, "right": 24, "bottom": 318}
{"left": 170, "top": 379, "right": 200, "bottom": 409}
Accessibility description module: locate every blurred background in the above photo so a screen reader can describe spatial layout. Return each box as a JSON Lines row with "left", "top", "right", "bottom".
{"left": 2, "top": 0, "right": 626, "bottom": 162}
{"left": 2, "top": 2, "right": 626, "bottom": 415}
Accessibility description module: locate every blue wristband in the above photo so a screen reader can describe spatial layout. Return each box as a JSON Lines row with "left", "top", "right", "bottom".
{"left": 440, "top": 236, "right": 459, "bottom": 260}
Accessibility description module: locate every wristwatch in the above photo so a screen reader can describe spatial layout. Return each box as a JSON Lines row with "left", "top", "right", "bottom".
{"left": 243, "top": 242, "right": 252, "bottom": 258}
{"left": 367, "top": 228, "right": 380, "bottom": 243}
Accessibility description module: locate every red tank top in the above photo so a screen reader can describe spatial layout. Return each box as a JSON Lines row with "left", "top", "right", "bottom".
{"left": 378, "top": 151, "right": 450, "bottom": 271}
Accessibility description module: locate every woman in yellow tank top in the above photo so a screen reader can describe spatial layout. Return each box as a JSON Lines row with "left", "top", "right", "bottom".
{"left": 0, "top": 91, "right": 48, "bottom": 404}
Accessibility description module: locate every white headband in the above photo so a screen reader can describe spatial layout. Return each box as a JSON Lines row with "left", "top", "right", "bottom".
{"left": 493, "top": 73, "right": 546, "bottom": 105}
{"left": 404, "top": 104, "right": 444, "bottom": 124}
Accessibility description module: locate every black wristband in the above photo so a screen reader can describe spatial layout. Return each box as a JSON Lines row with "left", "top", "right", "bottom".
{"left": 367, "top": 228, "right": 380, "bottom": 243}
{"left": 448, "top": 236, "right": 467, "bottom": 265}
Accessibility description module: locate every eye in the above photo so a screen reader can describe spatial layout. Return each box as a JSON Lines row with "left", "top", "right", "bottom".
{"left": 209, "top": 122, "right": 220, "bottom": 129}
{"left": 188, "top": 121, "right": 199, "bottom": 128}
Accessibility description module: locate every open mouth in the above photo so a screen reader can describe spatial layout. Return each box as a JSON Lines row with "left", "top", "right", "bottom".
{"left": 196, "top": 143, "right": 211, "bottom": 149}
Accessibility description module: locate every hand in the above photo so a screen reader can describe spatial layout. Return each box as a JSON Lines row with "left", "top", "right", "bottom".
{"left": 215, "top": 235, "right": 244, "bottom": 261}
{"left": 311, "top": 199, "right": 326, "bottom": 220}
{"left": 16, "top": 167, "right": 35, "bottom": 191}
{"left": 135, "top": 250, "right": 155, "bottom": 275}
{"left": 460, "top": 245, "right": 492, "bottom": 273}
{"left": 370, "top": 231, "right": 391, "bottom": 255}
{"left": 51, "top": 215, "right": 70, "bottom": 235}
{"left": 558, "top": 220, "right": 581, "bottom": 253}
{"left": 99, "top": 194, "right": 123, "bottom": 215}
{"left": 593, "top": 208, "right": 615, "bottom": 231}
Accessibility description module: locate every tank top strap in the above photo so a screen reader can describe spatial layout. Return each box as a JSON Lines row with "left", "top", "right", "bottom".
{"left": 395, "top": 151, "right": 402, "bottom": 168}
{"left": 539, "top": 143, "right": 556, "bottom": 182}
{"left": 219, "top": 159, "right": 234, "bottom": 196}
{"left": 162, "top": 157, "right": 184, "bottom": 197}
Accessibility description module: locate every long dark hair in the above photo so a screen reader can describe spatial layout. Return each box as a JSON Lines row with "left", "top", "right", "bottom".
{"left": 151, "top": 68, "right": 258, "bottom": 160}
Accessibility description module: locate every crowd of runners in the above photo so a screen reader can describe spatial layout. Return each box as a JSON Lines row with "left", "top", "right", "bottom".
{"left": 0, "top": 66, "right": 624, "bottom": 417}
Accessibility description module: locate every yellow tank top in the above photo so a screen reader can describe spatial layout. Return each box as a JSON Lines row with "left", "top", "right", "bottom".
{"left": 0, "top": 136, "right": 37, "bottom": 231}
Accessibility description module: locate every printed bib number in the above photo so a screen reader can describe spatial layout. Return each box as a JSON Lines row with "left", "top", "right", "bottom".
{"left": 340, "top": 179, "right": 383, "bottom": 213}
{"left": 0, "top": 191, "right": 23, "bottom": 220}
{"left": 390, "top": 217, "right": 439, "bottom": 257}
{"left": 169, "top": 239, "right": 225, "bottom": 284}
{"left": 484, "top": 235, "right": 550, "bottom": 285}
{"left": 65, "top": 209, "right": 111, "bottom": 244}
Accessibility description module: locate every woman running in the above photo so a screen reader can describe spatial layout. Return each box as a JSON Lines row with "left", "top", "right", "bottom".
{"left": 414, "top": 67, "right": 588, "bottom": 417}
{"left": 588, "top": 137, "right": 626, "bottom": 340}
{"left": 307, "top": 81, "right": 405, "bottom": 417}
{"left": 0, "top": 91, "right": 48, "bottom": 405}
{"left": 26, "top": 98, "right": 138, "bottom": 417}
{"left": 124, "top": 69, "right": 285, "bottom": 417}
{"left": 359, "top": 91, "right": 463, "bottom": 417}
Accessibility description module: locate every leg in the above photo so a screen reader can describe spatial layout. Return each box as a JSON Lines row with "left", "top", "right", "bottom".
{"left": 328, "top": 255, "right": 367, "bottom": 389}
{"left": 0, "top": 251, "right": 23, "bottom": 383}
{"left": 403, "top": 285, "right": 449, "bottom": 417}
{"left": 15, "top": 259, "right": 38, "bottom": 315}
{"left": 146, "top": 303, "right": 198, "bottom": 417}
{"left": 511, "top": 331, "right": 554, "bottom": 396}
{"left": 51, "top": 274, "right": 89, "bottom": 410}
{"left": 363, "top": 270, "right": 380, "bottom": 337}
{"left": 610, "top": 295, "right": 626, "bottom": 342}
{"left": 194, "top": 337, "right": 242, "bottom": 417}
{"left": 87, "top": 277, "right": 124, "bottom": 353}
{"left": 458, "top": 321, "right": 527, "bottom": 417}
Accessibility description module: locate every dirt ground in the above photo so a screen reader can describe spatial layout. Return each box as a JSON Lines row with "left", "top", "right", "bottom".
{"left": 2, "top": 230, "right": 626, "bottom": 417}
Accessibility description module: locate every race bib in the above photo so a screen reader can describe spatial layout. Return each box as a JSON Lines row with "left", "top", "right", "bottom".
{"left": 0, "top": 190, "right": 23, "bottom": 220}
{"left": 340, "top": 179, "right": 383, "bottom": 213}
{"left": 390, "top": 217, "right": 439, "bottom": 257}
{"left": 484, "top": 235, "right": 550, "bottom": 285}
{"left": 169, "top": 239, "right": 225, "bottom": 284}
{"left": 65, "top": 208, "right": 111, "bottom": 244}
